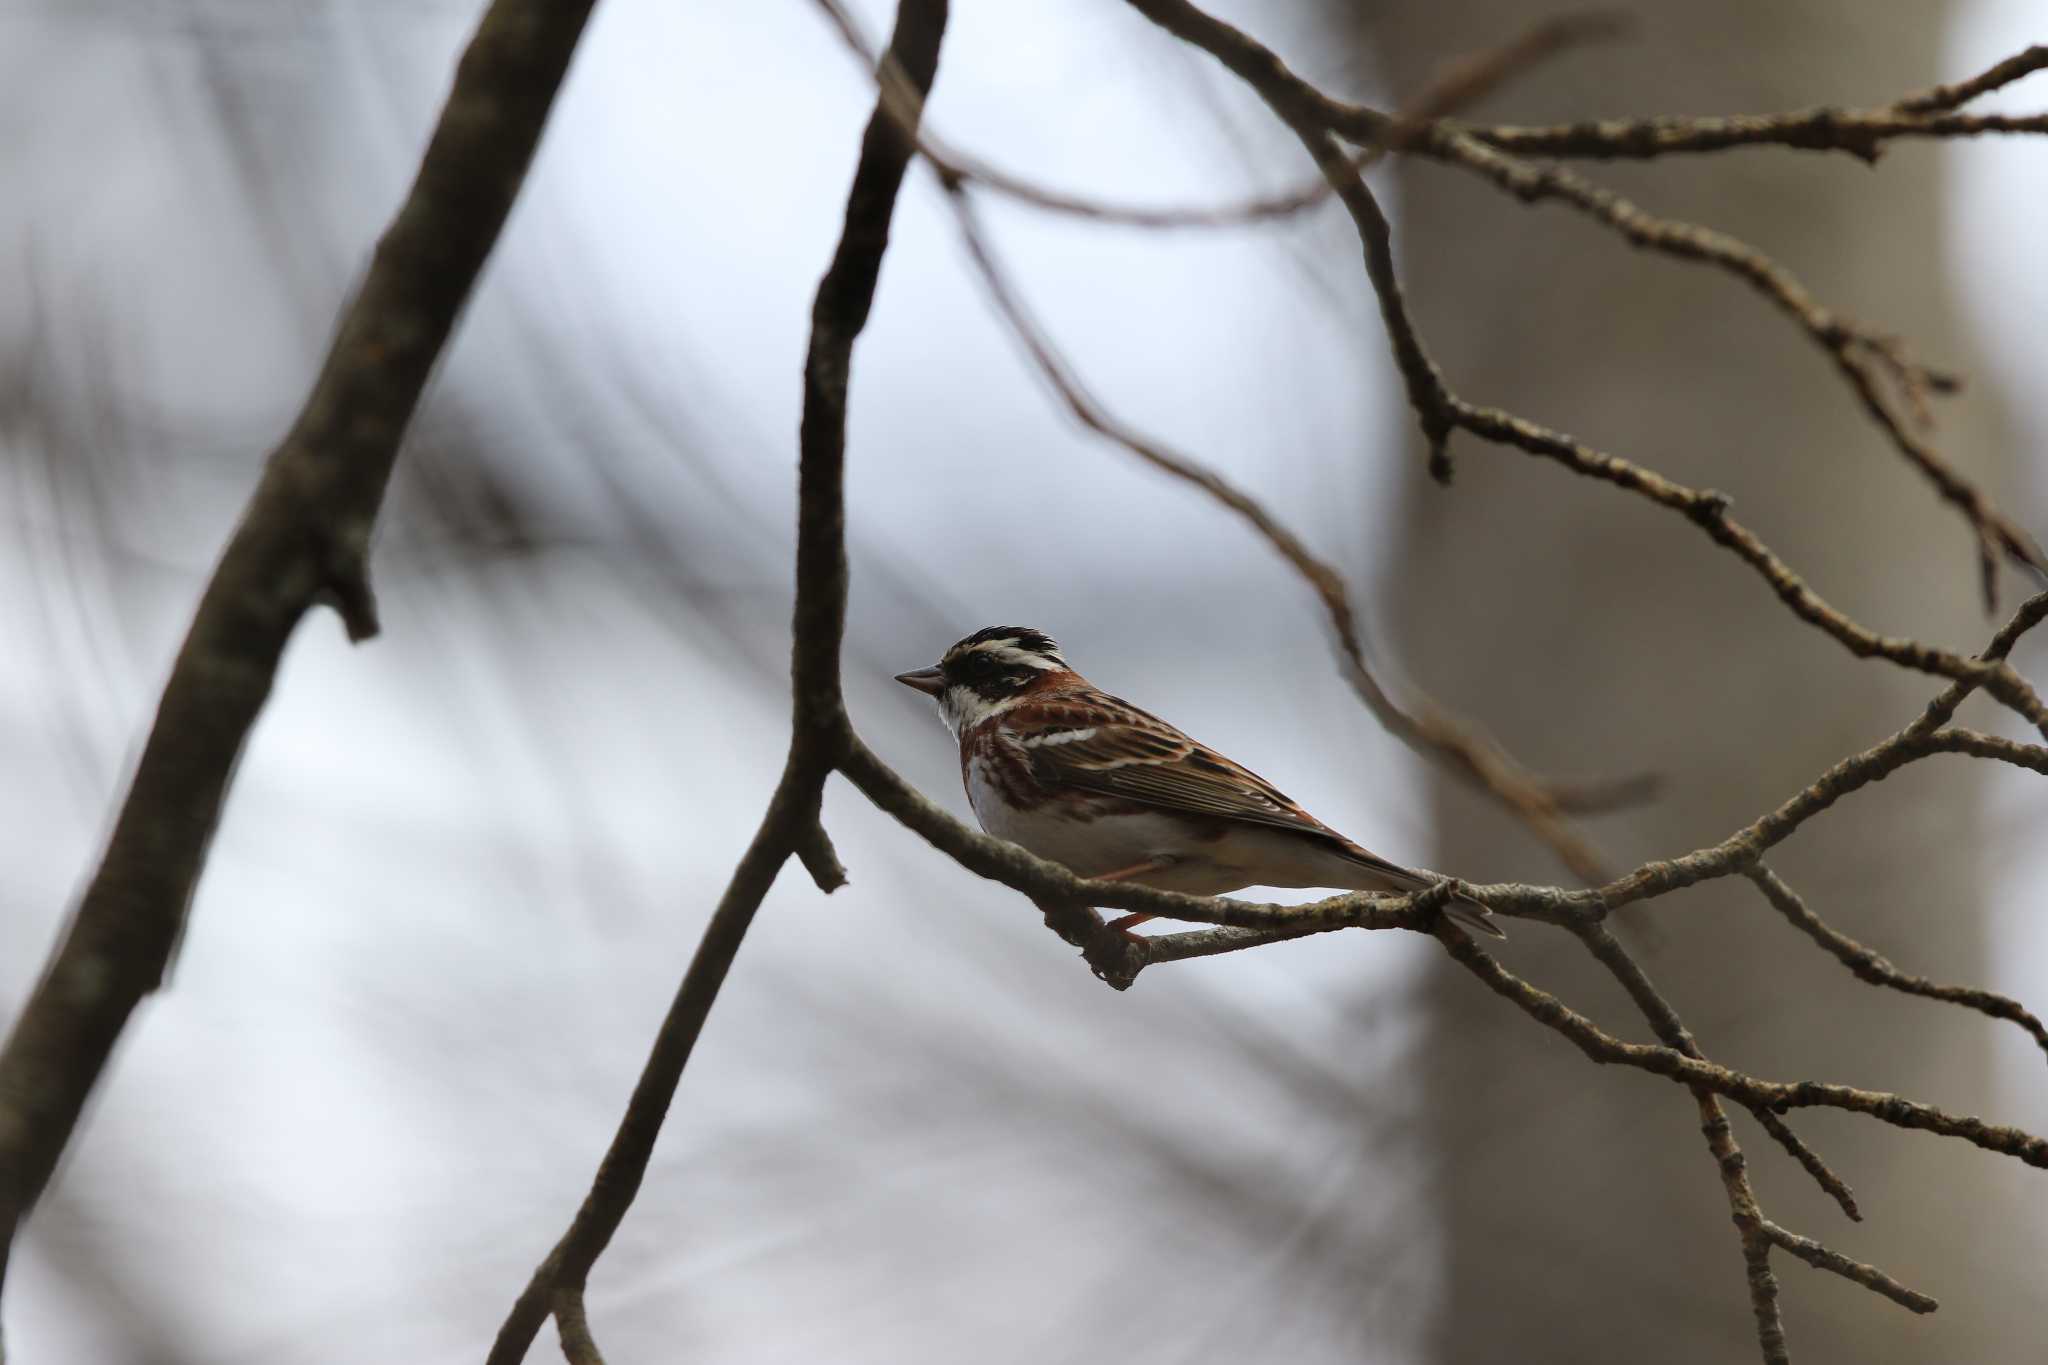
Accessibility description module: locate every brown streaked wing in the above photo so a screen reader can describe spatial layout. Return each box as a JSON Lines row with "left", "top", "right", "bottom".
{"left": 1014, "top": 700, "right": 1335, "bottom": 837}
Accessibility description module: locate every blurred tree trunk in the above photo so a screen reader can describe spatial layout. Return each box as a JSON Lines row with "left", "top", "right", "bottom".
{"left": 1350, "top": 1, "right": 2042, "bottom": 1359}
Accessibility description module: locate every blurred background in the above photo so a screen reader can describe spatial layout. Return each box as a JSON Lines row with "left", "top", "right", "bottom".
{"left": 3, "top": 1, "right": 2046, "bottom": 1360}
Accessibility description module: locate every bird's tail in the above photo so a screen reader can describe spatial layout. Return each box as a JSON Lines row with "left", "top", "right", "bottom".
{"left": 1439, "top": 892, "right": 1506, "bottom": 939}
{"left": 1327, "top": 839, "right": 1506, "bottom": 939}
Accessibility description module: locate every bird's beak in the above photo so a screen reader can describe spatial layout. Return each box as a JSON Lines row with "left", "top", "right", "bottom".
{"left": 894, "top": 666, "right": 946, "bottom": 697}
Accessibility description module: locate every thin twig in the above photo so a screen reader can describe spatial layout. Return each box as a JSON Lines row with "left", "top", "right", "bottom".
{"left": 1431, "top": 918, "right": 2048, "bottom": 1169}
{"left": 1762, "top": 1221, "right": 1939, "bottom": 1313}
{"left": 1124, "top": 0, "right": 1464, "bottom": 480}
{"left": 0, "top": 0, "right": 599, "bottom": 1304}
{"left": 1409, "top": 126, "right": 2041, "bottom": 603}
{"left": 1897, "top": 44, "right": 2048, "bottom": 113}
{"left": 1466, "top": 107, "right": 2048, "bottom": 162}
{"left": 1448, "top": 405, "right": 2048, "bottom": 731}
{"left": 485, "top": 3, "right": 950, "bottom": 1359}
{"left": 813, "top": 2, "right": 1624, "bottom": 231}
{"left": 1747, "top": 865, "right": 2048, "bottom": 1061}
{"left": 1910, "top": 590, "right": 2048, "bottom": 734}
{"left": 1350, "top": 45, "right": 2048, "bottom": 161}
{"left": 1697, "top": 1095, "right": 1790, "bottom": 1364}
{"left": 1576, "top": 922, "right": 1861, "bottom": 1223}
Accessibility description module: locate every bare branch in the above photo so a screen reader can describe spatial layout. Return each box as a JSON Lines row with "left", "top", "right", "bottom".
{"left": 1125, "top": 0, "right": 1466, "bottom": 481}
{"left": 1448, "top": 404, "right": 2048, "bottom": 728}
{"left": 553, "top": 1286, "right": 608, "bottom": 1365}
{"left": 1434, "top": 921, "right": 2048, "bottom": 1169}
{"left": 792, "top": 819, "right": 850, "bottom": 892}
{"left": 815, "top": 2, "right": 1622, "bottom": 231}
{"left": 1383, "top": 12, "right": 1633, "bottom": 134}
{"left": 0, "top": 0, "right": 598, "bottom": 1300}
{"left": 1575, "top": 922, "right": 1861, "bottom": 1222}
{"left": 1352, "top": 46, "right": 2048, "bottom": 162}
{"left": 487, "top": 2, "right": 949, "bottom": 1358}
{"left": 1761, "top": 1221, "right": 1939, "bottom": 1314}
{"left": 1697, "top": 1097, "right": 1790, "bottom": 1364}
{"left": 1897, "top": 44, "right": 2048, "bottom": 113}
{"left": 1910, "top": 589, "right": 2048, "bottom": 734}
{"left": 1747, "top": 865, "right": 2048, "bottom": 1061}
{"left": 486, "top": 776, "right": 809, "bottom": 1365}
{"left": 1471, "top": 107, "right": 2048, "bottom": 162}
{"left": 1409, "top": 127, "right": 2043, "bottom": 602}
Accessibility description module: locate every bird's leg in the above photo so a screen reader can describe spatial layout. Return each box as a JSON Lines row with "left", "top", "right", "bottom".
{"left": 1091, "top": 858, "right": 1174, "bottom": 937}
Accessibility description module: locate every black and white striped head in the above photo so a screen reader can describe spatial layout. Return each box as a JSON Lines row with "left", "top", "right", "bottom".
{"left": 895, "top": 626, "right": 1072, "bottom": 733}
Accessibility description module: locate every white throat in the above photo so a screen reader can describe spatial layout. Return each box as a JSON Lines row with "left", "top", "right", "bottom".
{"left": 938, "top": 685, "right": 1024, "bottom": 738}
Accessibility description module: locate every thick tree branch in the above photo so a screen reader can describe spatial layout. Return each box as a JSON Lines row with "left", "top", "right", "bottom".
{"left": 0, "top": 0, "right": 598, "bottom": 1309}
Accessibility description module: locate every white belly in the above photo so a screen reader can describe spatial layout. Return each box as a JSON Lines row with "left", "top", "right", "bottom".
{"left": 965, "top": 755, "right": 1166, "bottom": 876}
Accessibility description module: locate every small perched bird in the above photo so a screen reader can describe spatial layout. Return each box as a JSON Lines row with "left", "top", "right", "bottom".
{"left": 894, "top": 626, "right": 1501, "bottom": 938}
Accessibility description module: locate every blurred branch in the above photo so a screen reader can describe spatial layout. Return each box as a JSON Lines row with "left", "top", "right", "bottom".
{"left": 0, "top": 0, "right": 597, "bottom": 1319}
{"left": 486, "top": 2, "right": 946, "bottom": 1359}
{"left": 815, "top": 2, "right": 1622, "bottom": 230}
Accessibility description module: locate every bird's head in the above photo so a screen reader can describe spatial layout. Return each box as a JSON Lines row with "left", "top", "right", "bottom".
{"left": 895, "top": 626, "right": 1072, "bottom": 734}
